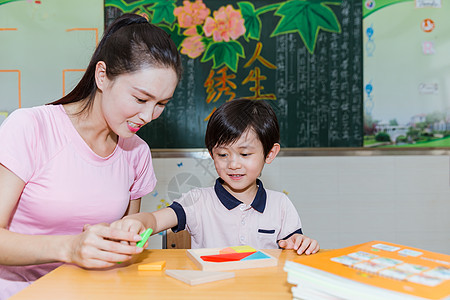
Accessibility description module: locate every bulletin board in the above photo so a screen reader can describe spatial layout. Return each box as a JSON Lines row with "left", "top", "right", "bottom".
{"left": 105, "top": 0, "right": 364, "bottom": 149}
{"left": 363, "top": 0, "right": 450, "bottom": 148}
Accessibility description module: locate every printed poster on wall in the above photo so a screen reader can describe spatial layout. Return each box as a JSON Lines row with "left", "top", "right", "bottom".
{"left": 363, "top": 0, "right": 450, "bottom": 148}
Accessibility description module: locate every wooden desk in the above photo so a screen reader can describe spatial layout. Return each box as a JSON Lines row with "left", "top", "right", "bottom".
{"left": 11, "top": 249, "right": 300, "bottom": 299}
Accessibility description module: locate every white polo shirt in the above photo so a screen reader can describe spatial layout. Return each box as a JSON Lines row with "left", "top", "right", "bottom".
{"left": 169, "top": 179, "right": 303, "bottom": 249}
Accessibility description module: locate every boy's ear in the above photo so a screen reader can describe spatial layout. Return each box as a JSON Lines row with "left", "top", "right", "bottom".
{"left": 95, "top": 61, "right": 107, "bottom": 92}
{"left": 265, "top": 143, "right": 280, "bottom": 164}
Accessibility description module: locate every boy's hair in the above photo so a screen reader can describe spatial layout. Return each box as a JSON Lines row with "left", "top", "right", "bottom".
{"left": 205, "top": 99, "right": 280, "bottom": 158}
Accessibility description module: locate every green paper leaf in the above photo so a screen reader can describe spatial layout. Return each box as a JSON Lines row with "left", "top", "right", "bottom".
{"left": 149, "top": 1, "right": 176, "bottom": 25}
{"left": 271, "top": 0, "right": 341, "bottom": 53}
{"left": 201, "top": 41, "right": 245, "bottom": 73}
{"left": 238, "top": 1, "right": 262, "bottom": 41}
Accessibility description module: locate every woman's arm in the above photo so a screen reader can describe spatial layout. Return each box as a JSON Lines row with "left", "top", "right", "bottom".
{"left": 0, "top": 164, "right": 143, "bottom": 268}
{"left": 0, "top": 164, "right": 23, "bottom": 229}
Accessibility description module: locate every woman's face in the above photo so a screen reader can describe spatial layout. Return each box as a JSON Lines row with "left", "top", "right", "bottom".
{"left": 99, "top": 65, "right": 178, "bottom": 138}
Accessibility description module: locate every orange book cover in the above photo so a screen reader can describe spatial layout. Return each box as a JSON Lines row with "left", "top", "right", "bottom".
{"left": 291, "top": 241, "right": 450, "bottom": 300}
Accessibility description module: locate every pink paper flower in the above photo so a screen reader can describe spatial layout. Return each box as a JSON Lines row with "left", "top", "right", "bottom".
{"left": 203, "top": 5, "right": 246, "bottom": 42}
{"left": 181, "top": 35, "right": 205, "bottom": 59}
{"left": 174, "top": 0, "right": 210, "bottom": 28}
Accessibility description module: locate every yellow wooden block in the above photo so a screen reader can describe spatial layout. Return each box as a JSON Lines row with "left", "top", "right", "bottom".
{"left": 138, "top": 260, "right": 166, "bottom": 271}
{"left": 230, "top": 246, "right": 256, "bottom": 253}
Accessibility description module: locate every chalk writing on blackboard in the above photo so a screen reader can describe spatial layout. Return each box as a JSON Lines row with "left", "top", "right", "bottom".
{"left": 104, "top": 0, "right": 363, "bottom": 148}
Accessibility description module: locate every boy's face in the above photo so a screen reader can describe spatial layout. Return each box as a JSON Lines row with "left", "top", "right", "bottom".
{"left": 211, "top": 129, "right": 267, "bottom": 198}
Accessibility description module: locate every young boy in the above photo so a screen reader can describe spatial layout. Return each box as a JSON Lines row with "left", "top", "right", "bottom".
{"left": 113, "top": 99, "right": 319, "bottom": 255}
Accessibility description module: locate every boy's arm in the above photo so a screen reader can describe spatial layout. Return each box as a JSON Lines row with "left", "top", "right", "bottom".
{"left": 113, "top": 207, "right": 179, "bottom": 235}
{"left": 276, "top": 193, "right": 319, "bottom": 255}
{"left": 143, "top": 207, "right": 179, "bottom": 234}
{"left": 278, "top": 233, "right": 320, "bottom": 255}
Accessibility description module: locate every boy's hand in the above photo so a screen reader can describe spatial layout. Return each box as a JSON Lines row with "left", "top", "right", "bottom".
{"left": 110, "top": 218, "right": 147, "bottom": 246}
{"left": 278, "top": 234, "right": 320, "bottom": 255}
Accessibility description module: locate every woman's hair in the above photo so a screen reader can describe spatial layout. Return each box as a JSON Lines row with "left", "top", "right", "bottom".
{"left": 49, "top": 13, "right": 182, "bottom": 114}
{"left": 205, "top": 99, "right": 280, "bottom": 158}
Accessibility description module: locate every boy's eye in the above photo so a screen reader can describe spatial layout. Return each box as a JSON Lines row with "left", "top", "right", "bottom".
{"left": 217, "top": 153, "right": 227, "bottom": 157}
{"left": 241, "top": 153, "right": 250, "bottom": 157}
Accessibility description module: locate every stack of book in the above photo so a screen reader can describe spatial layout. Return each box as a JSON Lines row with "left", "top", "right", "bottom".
{"left": 284, "top": 241, "right": 450, "bottom": 300}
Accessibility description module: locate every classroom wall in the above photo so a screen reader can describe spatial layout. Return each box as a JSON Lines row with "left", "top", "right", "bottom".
{"left": 143, "top": 154, "right": 450, "bottom": 255}
{"left": 2, "top": 1, "right": 448, "bottom": 256}
{"left": 0, "top": 0, "right": 103, "bottom": 112}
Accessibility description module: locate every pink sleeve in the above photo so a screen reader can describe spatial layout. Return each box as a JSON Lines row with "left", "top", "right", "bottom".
{"left": 0, "top": 109, "right": 39, "bottom": 182}
{"left": 128, "top": 138, "right": 157, "bottom": 200}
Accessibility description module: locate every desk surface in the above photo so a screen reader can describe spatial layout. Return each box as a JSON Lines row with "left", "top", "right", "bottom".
{"left": 11, "top": 249, "right": 301, "bottom": 299}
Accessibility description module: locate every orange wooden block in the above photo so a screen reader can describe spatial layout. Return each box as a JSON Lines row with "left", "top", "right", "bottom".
{"left": 138, "top": 260, "right": 166, "bottom": 271}
{"left": 219, "top": 247, "right": 235, "bottom": 254}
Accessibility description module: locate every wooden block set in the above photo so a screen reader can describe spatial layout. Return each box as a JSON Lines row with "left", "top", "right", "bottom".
{"left": 137, "top": 246, "right": 278, "bottom": 285}
{"left": 187, "top": 245, "right": 277, "bottom": 271}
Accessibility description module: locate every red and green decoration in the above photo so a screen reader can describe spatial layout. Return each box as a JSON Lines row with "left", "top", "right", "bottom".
{"left": 106, "top": 0, "right": 342, "bottom": 72}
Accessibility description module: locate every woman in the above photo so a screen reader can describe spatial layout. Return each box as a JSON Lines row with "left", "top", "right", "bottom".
{"left": 0, "top": 13, "right": 182, "bottom": 298}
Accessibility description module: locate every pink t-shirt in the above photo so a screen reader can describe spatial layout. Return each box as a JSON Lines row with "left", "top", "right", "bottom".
{"left": 0, "top": 105, "right": 156, "bottom": 299}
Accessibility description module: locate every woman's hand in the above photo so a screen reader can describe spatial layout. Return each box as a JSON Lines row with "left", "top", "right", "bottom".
{"left": 63, "top": 223, "right": 143, "bottom": 268}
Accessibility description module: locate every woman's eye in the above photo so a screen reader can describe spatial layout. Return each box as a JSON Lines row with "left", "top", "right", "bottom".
{"left": 135, "top": 98, "right": 146, "bottom": 103}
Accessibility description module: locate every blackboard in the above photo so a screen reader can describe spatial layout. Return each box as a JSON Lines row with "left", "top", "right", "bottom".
{"left": 105, "top": 0, "right": 363, "bottom": 148}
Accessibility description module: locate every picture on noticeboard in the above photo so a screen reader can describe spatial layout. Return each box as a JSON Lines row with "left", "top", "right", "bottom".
{"left": 363, "top": 0, "right": 450, "bottom": 148}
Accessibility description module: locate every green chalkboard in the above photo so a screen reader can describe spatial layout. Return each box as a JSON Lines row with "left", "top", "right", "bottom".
{"left": 105, "top": 0, "right": 363, "bottom": 148}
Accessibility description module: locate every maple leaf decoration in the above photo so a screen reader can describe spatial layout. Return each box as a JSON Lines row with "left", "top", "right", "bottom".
{"left": 272, "top": 0, "right": 341, "bottom": 53}
{"left": 150, "top": 0, "right": 177, "bottom": 24}
{"left": 201, "top": 41, "right": 245, "bottom": 73}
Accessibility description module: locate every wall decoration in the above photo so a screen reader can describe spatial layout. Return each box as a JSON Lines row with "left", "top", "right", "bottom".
{"left": 363, "top": 0, "right": 450, "bottom": 148}
{"left": 105, "top": 0, "right": 364, "bottom": 148}
{"left": 0, "top": 0, "right": 103, "bottom": 113}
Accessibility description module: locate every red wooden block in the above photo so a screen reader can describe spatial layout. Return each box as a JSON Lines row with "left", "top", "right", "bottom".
{"left": 200, "top": 251, "right": 256, "bottom": 262}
